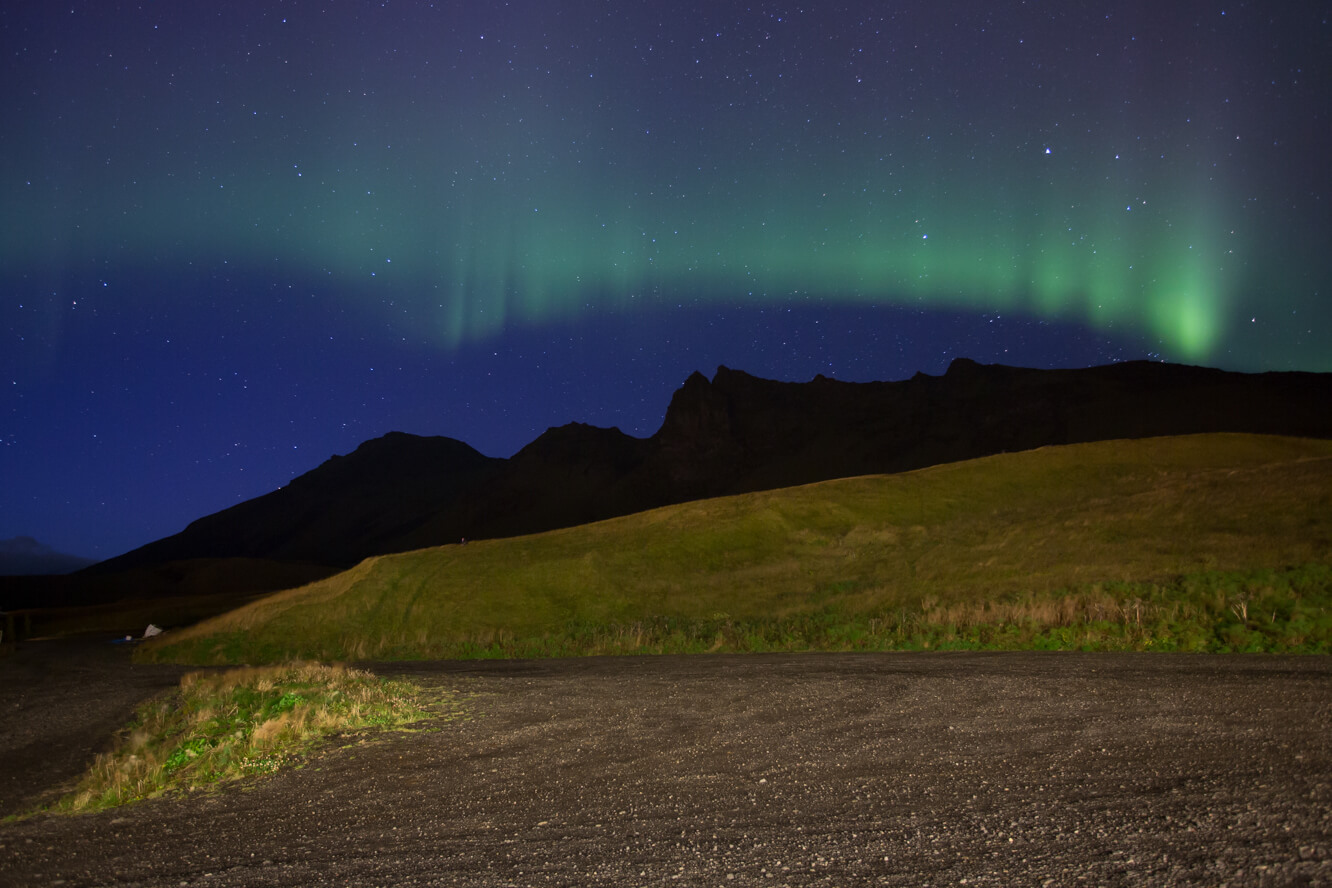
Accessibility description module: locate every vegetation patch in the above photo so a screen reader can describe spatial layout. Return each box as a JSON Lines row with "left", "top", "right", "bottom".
{"left": 36, "top": 662, "right": 453, "bottom": 816}
{"left": 174, "top": 564, "right": 1322, "bottom": 659}
{"left": 139, "top": 435, "right": 1332, "bottom": 664}
{"left": 498, "top": 564, "right": 1330, "bottom": 656}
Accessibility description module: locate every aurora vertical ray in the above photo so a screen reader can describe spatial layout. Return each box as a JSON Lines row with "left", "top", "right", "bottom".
{"left": 3, "top": 2, "right": 1326, "bottom": 362}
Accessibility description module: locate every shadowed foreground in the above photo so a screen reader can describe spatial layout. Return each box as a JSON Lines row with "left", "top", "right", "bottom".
{"left": 2, "top": 646, "right": 1329, "bottom": 886}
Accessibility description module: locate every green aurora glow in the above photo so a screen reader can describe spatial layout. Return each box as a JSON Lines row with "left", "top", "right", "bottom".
{"left": 3, "top": 2, "right": 1327, "bottom": 367}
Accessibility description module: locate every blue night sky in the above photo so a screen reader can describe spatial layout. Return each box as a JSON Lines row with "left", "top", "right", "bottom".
{"left": 2, "top": 1, "right": 1329, "bottom": 560}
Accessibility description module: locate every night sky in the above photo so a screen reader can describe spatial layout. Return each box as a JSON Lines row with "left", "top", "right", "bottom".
{"left": 3, "top": 2, "right": 1329, "bottom": 562}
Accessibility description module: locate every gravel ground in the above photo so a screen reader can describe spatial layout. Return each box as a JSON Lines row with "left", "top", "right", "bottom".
{"left": 1, "top": 642, "right": 1330, "bottom": 887}
{"left": 0, "top": 638, "right": 187, "bottom": 823}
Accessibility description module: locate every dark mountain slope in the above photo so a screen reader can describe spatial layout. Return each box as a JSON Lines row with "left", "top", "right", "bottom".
{"left": 88, "top": 433, "right": 503, "bottom": 574}
{"left": 401, "top": 358, "right": 1332, "bottom": 545}
{"left": 643, "top": 359, "right": 1332, "bottom": 494}
{"left": 44, "top": 359, "right": 1332, "bottom": 602}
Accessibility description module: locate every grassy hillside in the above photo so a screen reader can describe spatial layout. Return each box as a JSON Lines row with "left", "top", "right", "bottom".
{"left": 141, "top": 434, "right": 1332, "bottom": 664}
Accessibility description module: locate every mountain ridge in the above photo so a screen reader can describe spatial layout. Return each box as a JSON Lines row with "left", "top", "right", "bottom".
{"left": 89, "top": 358, "right": 1332, "bottom": 575}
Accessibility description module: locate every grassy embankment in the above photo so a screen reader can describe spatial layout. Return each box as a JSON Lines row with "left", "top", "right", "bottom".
{"left": 141, "top": 434, "right": 1332, "bottom": 665}
{"left": 20, "top": 663, "right": 454, "bottom": 817}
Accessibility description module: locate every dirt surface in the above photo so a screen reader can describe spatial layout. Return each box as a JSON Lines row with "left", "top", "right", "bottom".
{"left": 1, "top": 641, "right": 1330, "bottom": 887}
{"left": 0, "top": 639, "right": 188, "bottom": 822}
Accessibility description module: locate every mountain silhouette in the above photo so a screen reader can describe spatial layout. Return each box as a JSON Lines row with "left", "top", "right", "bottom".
{"left": 0, "top": 537, "right": 95, "bottom": 576}
{"left": 88, "top": 432, "right": 503, "bottom": 571}
{"left": 94, "top": 358, "right": 1332, "bottom": 569}
{"left": 8, "top": 358, "right": 1332, "bottom": 611}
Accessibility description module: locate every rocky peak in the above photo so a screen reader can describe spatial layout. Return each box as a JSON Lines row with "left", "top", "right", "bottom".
{"left": 655, "top": 368, "right": 736, "bottom": 444}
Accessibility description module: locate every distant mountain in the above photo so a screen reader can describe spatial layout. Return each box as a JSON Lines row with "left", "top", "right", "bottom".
{"left": 0, "top": 537, "right": 95, "bottom": 576}
{"left": 87, "top": 359, "right": 1332, "bottom": 580}
{"left": 89, "top": 432, "right": 503, "bottom": 573}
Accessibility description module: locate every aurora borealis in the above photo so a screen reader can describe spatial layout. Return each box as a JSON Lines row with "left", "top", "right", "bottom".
{"left": 3, "top": 2, "right": 1329, "bottom": 559}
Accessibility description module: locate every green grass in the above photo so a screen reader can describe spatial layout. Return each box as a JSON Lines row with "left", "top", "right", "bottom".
{"left": 28, "top": 663, "right": 455, "bottom": 816}
{"left": 139, "top": 434, "right": 1332, "bottom": 664}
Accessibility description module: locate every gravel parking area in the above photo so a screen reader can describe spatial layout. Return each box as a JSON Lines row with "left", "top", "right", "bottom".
{"left": 2, "top": 644, "right": 1330, "bottom": 886}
